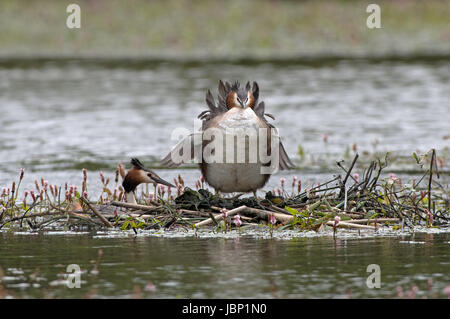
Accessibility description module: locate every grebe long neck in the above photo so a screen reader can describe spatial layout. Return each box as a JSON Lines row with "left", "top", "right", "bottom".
{"left": 125, "top": 191, "right": 137, "bottom": 204}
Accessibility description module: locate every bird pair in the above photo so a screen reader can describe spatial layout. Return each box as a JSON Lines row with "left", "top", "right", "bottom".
{"left": 122, "top": 80, "right": 295, "bottom": 204}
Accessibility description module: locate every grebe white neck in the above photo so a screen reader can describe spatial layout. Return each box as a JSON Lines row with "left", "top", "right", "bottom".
{"left": 125, "top": 192, "right": 137, "bottom": 204}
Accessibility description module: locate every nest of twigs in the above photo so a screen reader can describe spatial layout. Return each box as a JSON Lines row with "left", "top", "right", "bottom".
{"left": 0, "top": 150, "right": 448, "bottom": 233}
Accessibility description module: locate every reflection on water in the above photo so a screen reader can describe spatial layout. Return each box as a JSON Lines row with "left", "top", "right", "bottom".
{"left": 0, "top": 231, "right": 448, "bottom": 298}
{"left": 0, "top": 58, "right": 449, "bottom": 191}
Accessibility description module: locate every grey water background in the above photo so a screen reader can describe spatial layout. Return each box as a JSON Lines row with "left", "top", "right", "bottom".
{"left": 0, "top": 232, "right": 449, "bottom": 298}
{"left": 0, "top": 58, "right": 449, "bottom": 194}
{"left": 0, "top": 57, "right": 449, "bottom": 298}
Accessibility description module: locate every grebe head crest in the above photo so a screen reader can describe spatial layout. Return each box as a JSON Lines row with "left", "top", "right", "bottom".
{"left": 226, "top": 81, "right": 257, "bottom": 109}
{"left": 122, "top": 158, "right": 175, "bottom": 193}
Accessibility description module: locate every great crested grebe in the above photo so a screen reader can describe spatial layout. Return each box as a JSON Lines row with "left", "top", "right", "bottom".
{"left": 122, "top": 158, "right": 175, "bottom": 204}
{"left": 161, "top": 80, "right": 295, "bottom": 195}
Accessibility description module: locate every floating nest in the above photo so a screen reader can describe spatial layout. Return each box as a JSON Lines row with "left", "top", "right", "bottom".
{"left": 0, "top": 151, "right": 448, "bottom": 234}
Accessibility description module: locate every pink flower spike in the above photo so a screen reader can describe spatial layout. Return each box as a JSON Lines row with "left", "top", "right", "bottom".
{"left": 277, "top": 188, "right": 282, "bottom": 196}
{"left": 396, "top": 286, "right": 404, "bottom": 298}
{"left": 234, "top": 214, "right": 242, "bottom": 227}
{"left": 443, "top": 285, "right": 450, "bottom": 298}
{"left": 177, "top": 184, "right": 183, "bottom": 196}
{"left": 268, "top": 213, "right": 276, "bottom": 225}
{"left": 334, "top": 216, "right": 341, "bottom": 227}
{"left": 427, "top": 278, "right": 433, "bottom": 291}
{"left": 280, "top": 178, "right": 286, "bottom": 188}
{"left": 30, "top": 190, "right": 36, "bottom": 202}
{"left": 221, "top": 208, "right": 228, "bottom": 219}
{"left": 145, "top": 282, "right": 156, "bottom": 292}
{"left": 425, "top": 209, "right": 433, "bottom": 224}
{"left": 409, "top": 285, "right": 419, "bottom": 299}
{"left": 438, "top": 157, "right": 444, "bottom": 168}
{"left": 353, "top": 174, "right": 359, "bottom": 183}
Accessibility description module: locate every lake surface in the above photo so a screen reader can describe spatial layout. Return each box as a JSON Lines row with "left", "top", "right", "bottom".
{"left": 0, "top": 57, "right": 449, "bottom": 193}
{"left": 0, "top": 57, "right": 449, "bottom": 299}
{"left": 0, "top": 231, "right": 448, "bottom": 298}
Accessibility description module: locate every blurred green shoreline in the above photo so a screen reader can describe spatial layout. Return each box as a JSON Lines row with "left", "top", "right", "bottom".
{"left": 1, "top": 0, "right": 449, "bottom": 59}
{"left": 0, "top": 53, "right": 449, "bottom": 69}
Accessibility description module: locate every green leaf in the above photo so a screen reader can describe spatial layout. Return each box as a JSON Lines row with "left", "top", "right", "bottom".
{"left": 364, "top": 211, "right": 378, "bottom": 219}
{"left": 136, "top": 222, "right": 146, "bottom": 229}
{"left": 285, "top": 206, "right": 300, "bottom": 215}
{"left": 307, "top": 201, "right": 322, "bottom": 212}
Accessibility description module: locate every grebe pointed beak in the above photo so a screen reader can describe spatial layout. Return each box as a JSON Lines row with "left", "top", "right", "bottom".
{"left": 148, "top": 172, "right": 175, "bottom": 188}
{"left": 137, "top": 162, "right": 175, "bottom": 188}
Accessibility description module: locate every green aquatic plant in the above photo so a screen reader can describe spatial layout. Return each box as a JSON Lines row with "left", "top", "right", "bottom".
{"left": 120, "top": 216, "right": 146, "bottom": 231}
{"left": 268, "top": 213, "right": 276, "bottom": 238}
{"left": 233, "top": 214, "right": 242, "bottom": 234}
{"left": 220, "top": 208, "right": 228, "bottom": 233}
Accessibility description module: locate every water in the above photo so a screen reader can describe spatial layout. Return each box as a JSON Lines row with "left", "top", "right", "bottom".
{"left": 0, "top": 231, "right": 448, "bottom": 298}
{"left": 0, "top": 58, "right": 449, "bottom": 193}
{"left": 0, "top": 58, "right": 449, "bottom": 299}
